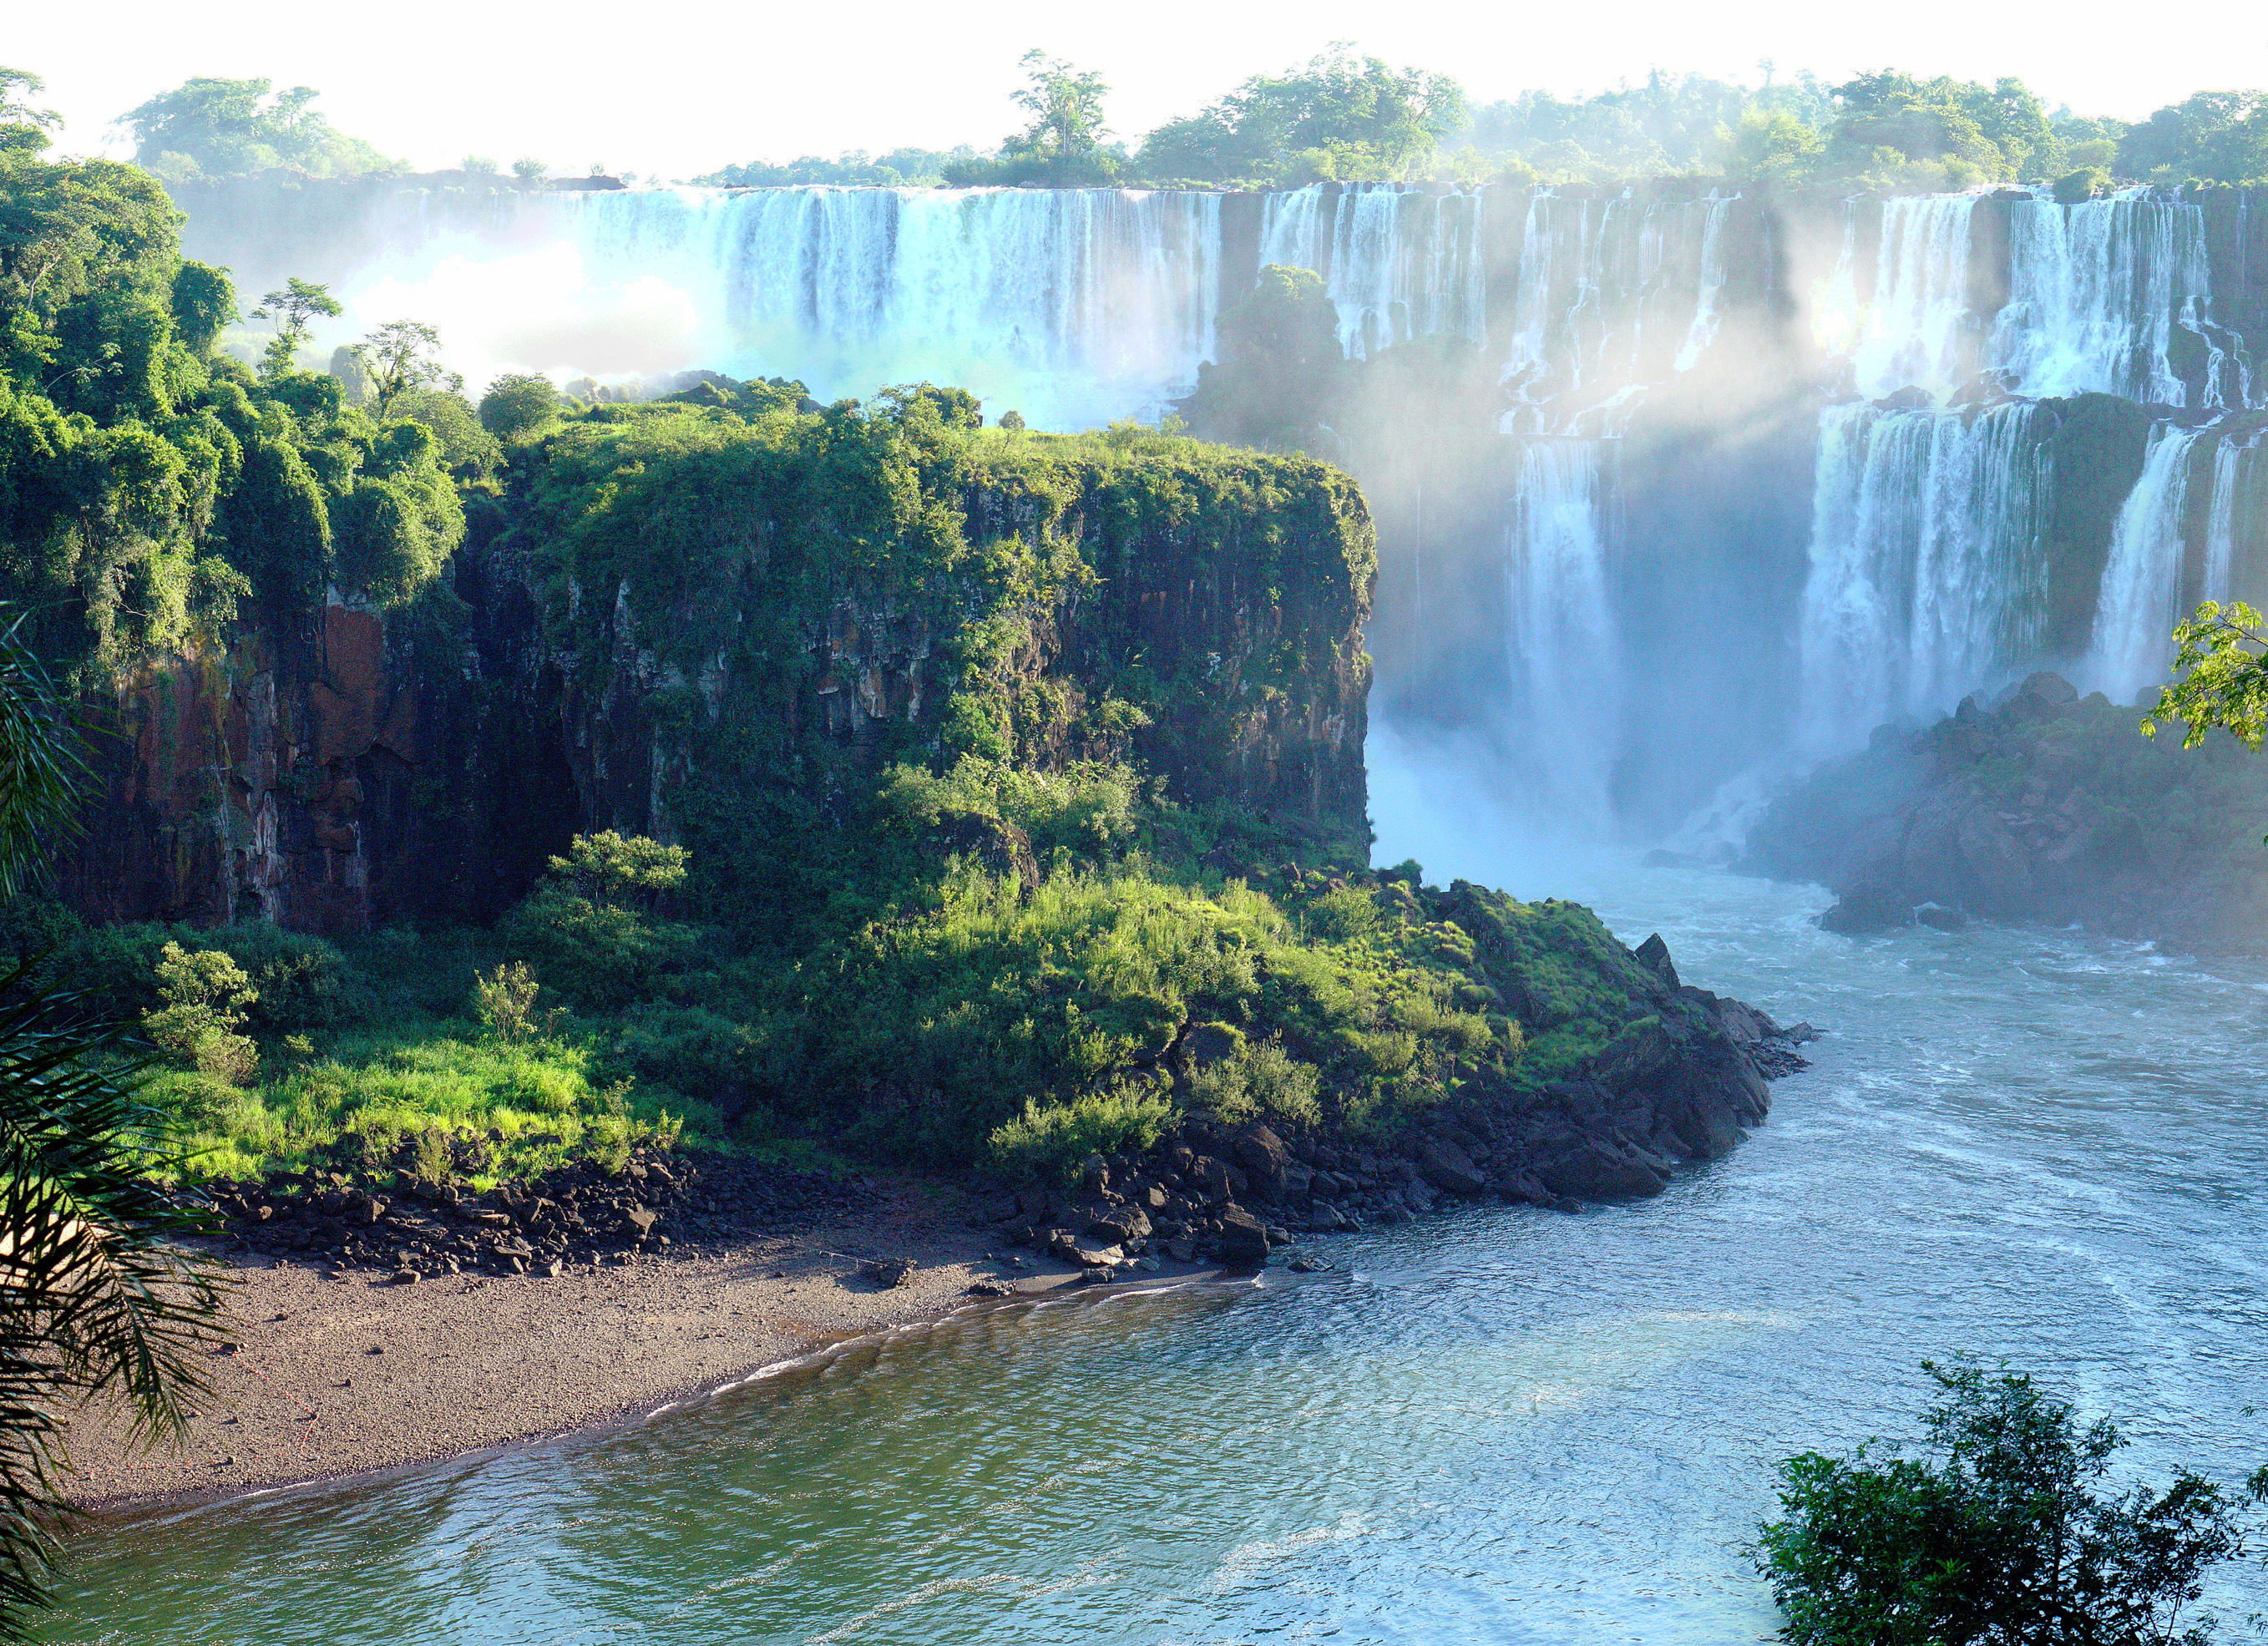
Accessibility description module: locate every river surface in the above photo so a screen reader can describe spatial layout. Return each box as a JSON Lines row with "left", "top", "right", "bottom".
{"left": 44, "top": 777, "right": 2268, "bottom": 1643}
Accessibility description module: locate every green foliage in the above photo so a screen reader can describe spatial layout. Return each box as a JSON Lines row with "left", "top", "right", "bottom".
{"left": 696, "top": 145, "right": 977, "bottom": 189}
{"left": 0, "top": 616, "right": 87, "bottom": 900}
{"left": 544, "top": 830, "right": 690, "bottom": 904}
{"left": 142, "top": 941, "right": 259, "bottom": 1085}
{"left": 0, "top": 148, "right": 463, "bottom": 672}
{"left": 0, "top": 962, "right": 225, "bottom": 1632}
{"left": 1177, "top": 264, "right": 1345, "bottom": 452}
{"left": 944, "top": 51, "right": 1120, "bottom": 186}
{"left": 394, "top": 387, "right": 500, "bottom": 479}
{"left": 478, "top": 372, "right": 561, "bottom": 441}
{"left": 354, "top": 319, "right": 459, "bottom": 419}
{"left": 470, "top": 960, "right": 544, "bottom": 1045}
{"left": 2053, "top": 165, "right": 2113, "bottom": 204}
{"left": 2118, "top": 92, "right": 2268, "bottom": 185}
{"left": 1137, "top": 44, "right": 1466, "bottom": 185}
{"left": 986, "top": 1081, "right": 1177, "bottom": 1184}
{"left": 115, "top": 78, "right": 397, "bottom": 181}
{"left": 2143, "top": 600, "right": 2268, "bottom": 752}
{"left": 1756, "top": 1360, "right": 2267, "bottom": 1644}
{"left": 1189, "top": 1034, "right": 1322, "bottom": 1126}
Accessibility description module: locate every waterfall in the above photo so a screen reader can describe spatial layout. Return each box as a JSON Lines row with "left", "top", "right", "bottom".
{"left": 1992, "top": 195, "right": 2223, "bottom": 407}
{"left": 1673, "top": 195, "right": 1734, "bottom": 373}
{"left": 1255, "top": 184, "right": 1486, "bottom": 357}
{"left": 1848, "top": 195, "right": 1978, "bottom": 400}
{"left": 1799, "top": 400, "right": 2053, "bottom": 747}
{"left": 2082, "top": 423, "right": 2201, "bottom": 701}
{"left": 2203, "top": 436, "right": 2246, "bottom": 600}
{"left": 1502, "top": 439, "right": 1623, "bottom": 818}
{"left": 1498, "top": 190, "right": 1746, "bottom": 433}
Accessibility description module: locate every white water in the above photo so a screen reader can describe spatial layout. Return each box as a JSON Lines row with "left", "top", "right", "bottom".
{"left": 1847, "top": 195, "right": 1979, "bottom": 401}
{"left": 2082, "top": 423, "right": 2202, "bottom": 701}
{"left": 1501, "top": 439, "right": 1623, "bottom": 822}
{"left": 1994, "top": 195, "right": 2224, "bottom": 408}
{"left": 190, "top": 178, "right": 2264, "bottom": 829}
{"left": 1798, "top": 400, "right": 2052, "bottom": 748}
{"left": 1257, "top": 184, "right": 1486, "bottom": 359}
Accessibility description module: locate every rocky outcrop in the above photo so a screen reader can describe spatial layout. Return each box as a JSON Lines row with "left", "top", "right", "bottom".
{"left": 983, "top": 928, "right": 1807, "bottom": 1271}
{"left": 1745, "top": 670, "right": 2268, "bottom": 945}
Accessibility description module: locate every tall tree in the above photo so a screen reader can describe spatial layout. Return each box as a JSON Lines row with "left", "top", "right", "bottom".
{"left": 354, "top": 319, "right": 459, "bottom": 419}
{"left": 248, "top": 276, "right": 341, "bottom": 379}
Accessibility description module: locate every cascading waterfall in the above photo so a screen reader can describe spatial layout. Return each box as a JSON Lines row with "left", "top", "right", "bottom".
{"left": 1498, "top": 190, "right": 1744, "bottom": 433}
{"left": 1992, "top": 195, "right": 2225, "bottom": 407}
{"left": 567, "top": 187, "right": 1226, "bottom": 427}
{"left": 1255, "top": 184, "right": 1486, "bottom": 357}
{"left": 1799, "top": 399, "right": 2053, "bottom": 747}
{"left": 2082, "top": 423, "right": 2202, "bottom": 701}
{"left": 1847, "top": 195, "right": 1979, "bottom": 400}
{"left": 1501, "top": 439, "right": 1623, "bottom": 819}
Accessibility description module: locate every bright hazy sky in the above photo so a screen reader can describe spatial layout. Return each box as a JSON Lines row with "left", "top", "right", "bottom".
{"left": 16, "top": 0, "right": 2268, "bottom": 179}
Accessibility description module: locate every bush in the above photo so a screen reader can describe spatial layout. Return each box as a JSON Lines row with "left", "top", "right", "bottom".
{"left": 2053, "top": 165, "right": 2111, "bottom": 204}
{"left": 987, "top": 1081, "right": 1177, "bottom": 1184}
{"left": 203, "top": 923, "right": 368, "bottom": 1035}
{"left": 1190, "top": 1035, "right": 1323, "bottom": 1126}
{"left": 500, "top": 889, "right": 700, "bottom": 1010}
{"left": 1756, "top": 1360, "right": 2268, "bottom": 1644}
{"left": 471, "top": 960, "right": 549, "bottom": 1044}
{"left": 143, "top": 941, "right": 260, "bottom": 1085}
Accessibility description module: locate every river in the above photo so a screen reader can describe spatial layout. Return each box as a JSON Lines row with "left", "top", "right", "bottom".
{"left": 42, "top": 762, "right": 2268, "bottom": 1643}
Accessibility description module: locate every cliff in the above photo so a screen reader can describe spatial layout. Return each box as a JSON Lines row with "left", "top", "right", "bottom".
{"left": 52, "top": 407, "right": 1374, "bottom": 932}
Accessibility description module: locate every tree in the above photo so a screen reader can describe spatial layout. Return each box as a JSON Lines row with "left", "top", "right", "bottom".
{"left": 1756, "top": 1360, "right": 2266, "bottom": 1644}
{"left": 0, "top": 68, "right": 58, "bottom": 155}
{"left": 1137, "top": 45, "right": 1466, "bottom": 185}
{"left": 2118, "top": 93, "right": 2268, "bottom": 184}
{"left": 2142, "top": 600, "right": 2268, "bottom": 767}
{"left": 248, "top": 276, "right": 341, "bottom": 379}
{"left": 478, "top": 372, "right": 561, "bottom": 440}
{"left": 353, "top": 319, "right": 459, "bottom": 419}
{"left": 0, "top": 612, "right": 228, "bottom": 1634}
{"left": 114, "top": 77, "right": 396, "bottom": 180}
{"left": 1176, "top": 264, "right": 1344, "bottom": 450}
{"left": 510, "top": 156, "right": 547, "bottom": 187}
{"left": 1009, "top": 50, "right": 1113, "bottom": 179}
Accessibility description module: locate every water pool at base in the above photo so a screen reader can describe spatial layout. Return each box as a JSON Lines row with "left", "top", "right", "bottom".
{"left": 43, "top": 858, "right": 2268, "bottom": 1644}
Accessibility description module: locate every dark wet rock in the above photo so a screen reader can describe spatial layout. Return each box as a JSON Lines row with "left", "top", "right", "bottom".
{"left": 1416, "top": 1138, "right": 1486, "bottom": 1195}
{"left": 1535, "top": 1139, "right": 1669, "bottom": 1200}
{"left": 1216, "top": 1205, "right": 1270, "bottom": 1266}
{"left": 1819, "top": 884, "right": 1915, "bottom": 934}
{"left": 1086, "top": 1206, "right": 1151, "bottom": 1246}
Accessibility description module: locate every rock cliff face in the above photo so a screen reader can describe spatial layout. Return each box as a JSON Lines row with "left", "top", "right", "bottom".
{"left": 50, "top": 437, "right": 1374, "bottom": 934}
{"left": 1744, "top": 671, "right": 2268, "bottom": 945}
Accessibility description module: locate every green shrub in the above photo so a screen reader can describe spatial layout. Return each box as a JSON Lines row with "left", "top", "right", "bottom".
{"left": 144, "top": 941, "right": 261, "bottom": 1085}
{"left": 1305, "top": 884, "right": 1380, "bottom": 941}
{"left": 500, "top": 889, "right": 699, "bottom": 1010}
{"left": 471, "top": 960, "right": 549, "bottom": 1044}
{"left": 1190, "top": 1034, "right": 1323, "bottom": 1126}
{"left": 987, "top": 1080, "right": 1177, "bottom": 1184}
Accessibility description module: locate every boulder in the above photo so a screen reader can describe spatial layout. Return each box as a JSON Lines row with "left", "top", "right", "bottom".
{"left": 1415, "top": 1138, "right": 1487, "bottom": 1195}
{"left": 1215, "top": 1205, "right": 1270, "bottom": 1266}
{"left": 1534, "top": 1140, "right": 1670, "bottom": 1200}
{"left": 1819, "top": 884, "right": 1913, "bottom": 934}
{"left": 1633, "top": 932, "right": 1679, "bottom": 989}
{"left": 1086, "top": 1206, "right": 1151, "bottom": 1246}
{"left": 1190, "top": 1156, "right": 1234, "bottom": 1206}
{"left": 863, "top": 1257, "right": 915, "bottom": 1289}
{"left": 1233, "top": 1126, "right": 1289, "bottom": 1202}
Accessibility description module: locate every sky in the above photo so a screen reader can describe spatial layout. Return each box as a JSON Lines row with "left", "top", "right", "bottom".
{"left": 13, "top": 0, "right": 2268, "bottom": 179}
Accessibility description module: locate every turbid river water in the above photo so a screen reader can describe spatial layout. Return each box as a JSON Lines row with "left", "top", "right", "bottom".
{"left": 43, "top": 770, "right": 2268, "bottom": 1643}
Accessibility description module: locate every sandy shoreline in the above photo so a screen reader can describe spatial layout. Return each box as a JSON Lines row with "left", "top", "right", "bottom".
{"left": 64, "top": 1181, "right": 1201, "bottom": 1516}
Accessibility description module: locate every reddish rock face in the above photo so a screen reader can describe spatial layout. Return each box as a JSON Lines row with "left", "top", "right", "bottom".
{"left": 55, "top": 600, "right": 581, "bottom": 935}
